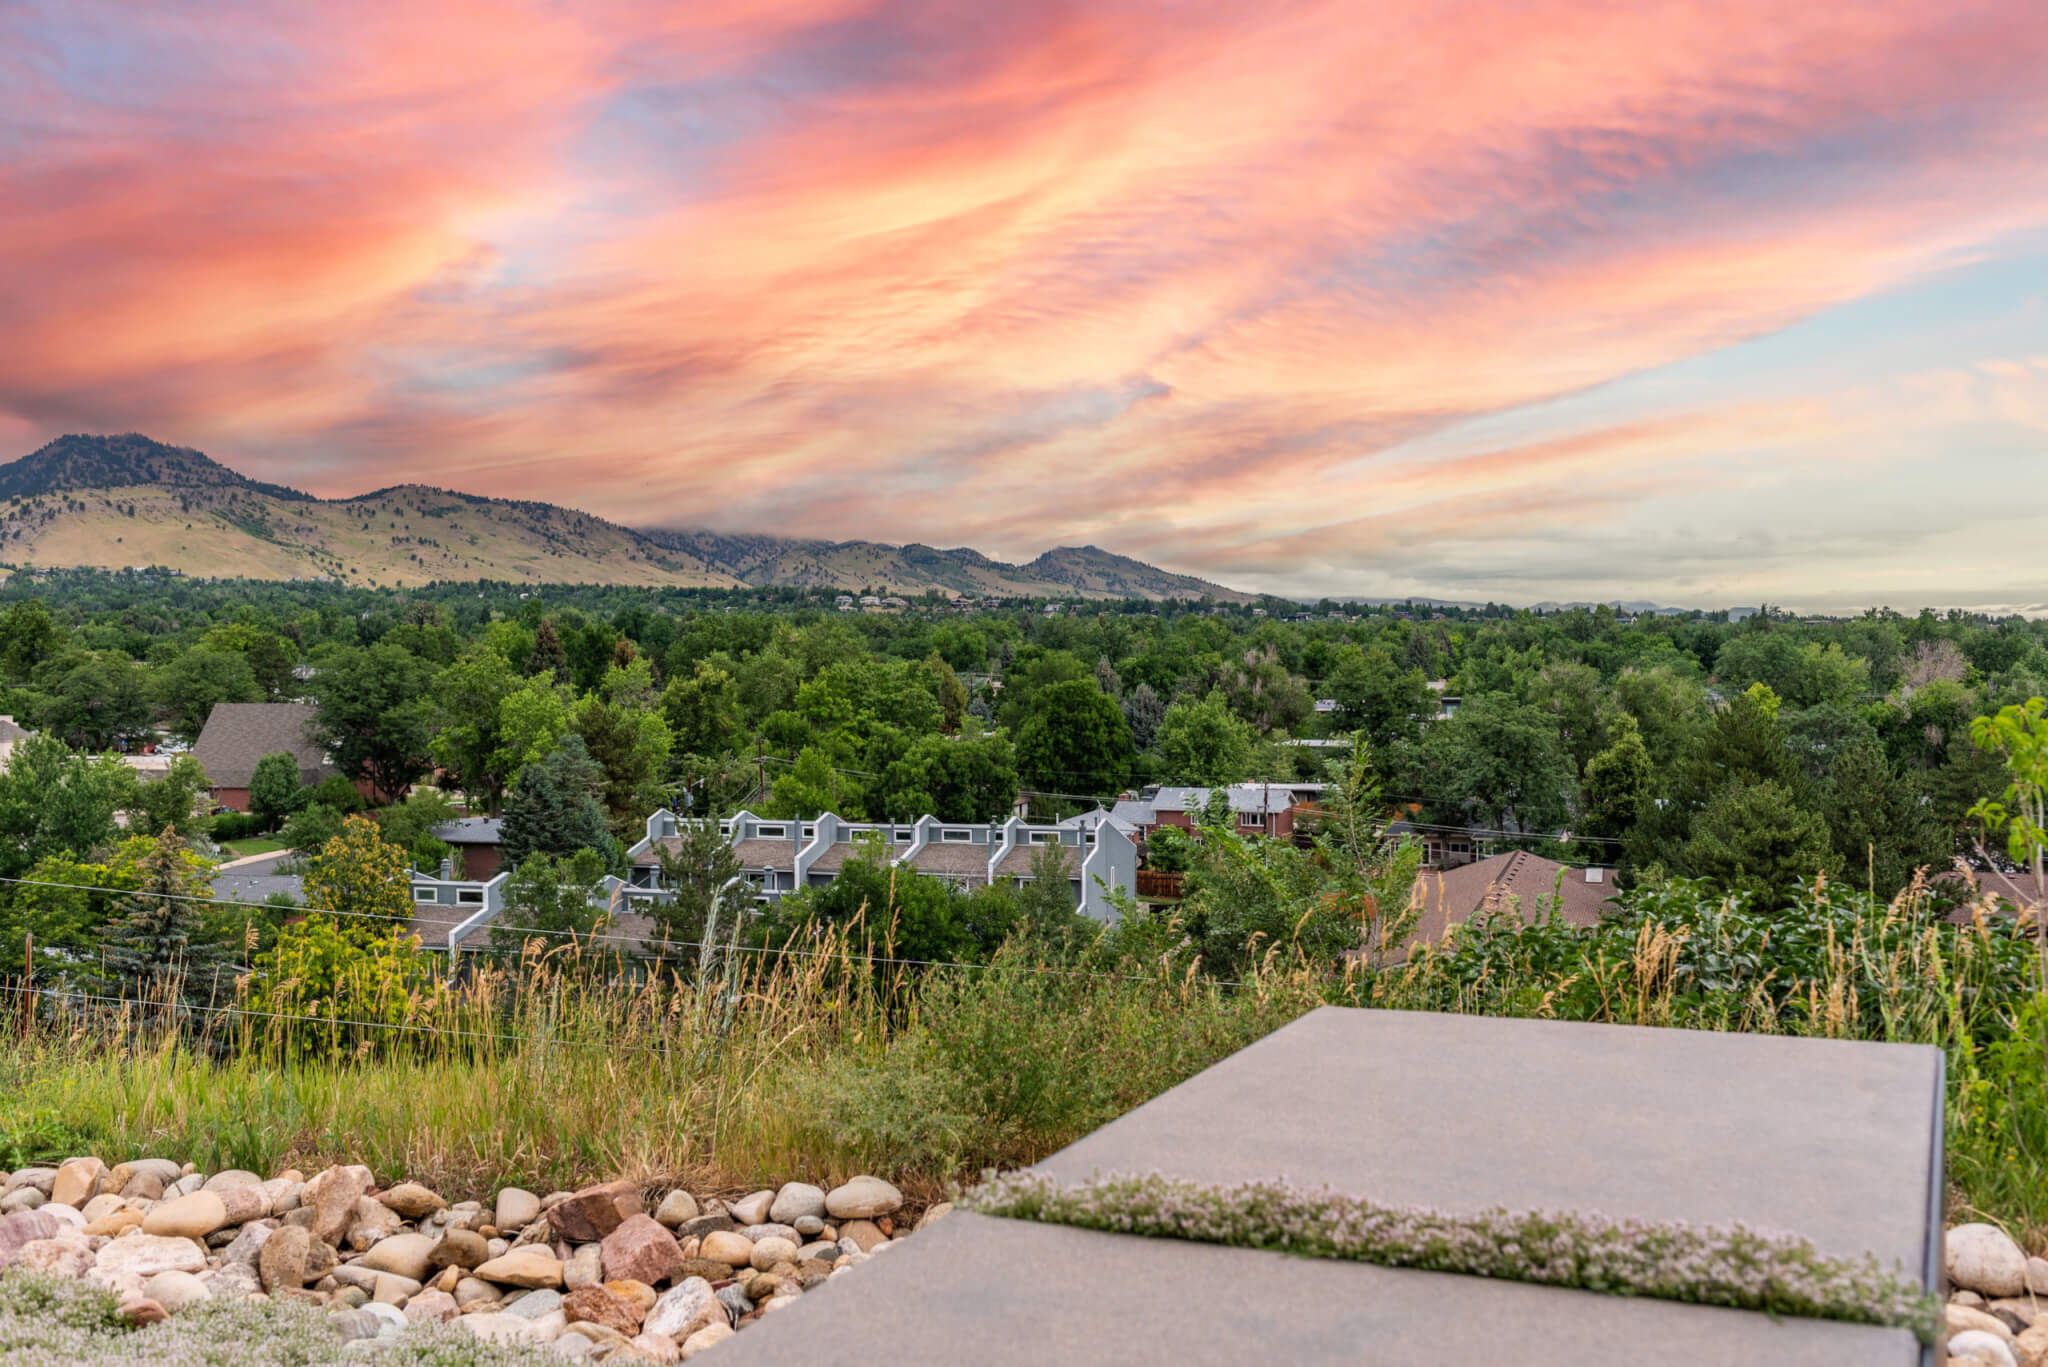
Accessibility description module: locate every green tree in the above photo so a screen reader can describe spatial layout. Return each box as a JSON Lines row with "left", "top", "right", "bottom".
{"left": 1121, "top": 683, "right": 1166, "bottom": 751}
{"left": 573, "top": 669, "right": 673, "bottom": 837}
{"left": 491, "top": 849, "right": 609, "bottom": 954}
{"left": 374, "top": 788, "right": 458, "bottom": 870}
{"left": 650, "top": 819, "right": 746, "bottom": 969}
{"left": 309, "top": 644, "right": 436, "bottom": 803}
{"left": 1581, "top": 713, "right": 1652, "bottom": 842}
{"left": 1013, "top": 680, "right": 1133, "bottom": 810}
{"left": 301, "top": 813, "right": 414, "bottom": 926}
{"left": 427, "top": 644, "right": 521, "bottom": 811}
{"left": 501, "top": 734, "right": 611, "bottom": 863}
{"left": 1819, "top": 741, "right": 1945, "bottom": 898}
{"left": 1154, "top": 692, "right": 1255, "bottom": 786}
{"left": 1969, "top": 697, "right": 2048, "bottom": 969}
{"left": 0, "top": 733, "right": 134, "bottom": 878}
{"left": 1326, "top": 644, "right": 1431, "bottom": 750}
{"left": 662, "top": 661, "right": 745, "bottom": 758}
{"left": 1526, "top": 660, "right": 1613, "bottom": 777}
{"left": 1613, "top": 665, "right": 1707, "bottom": 772}
{"left": 0, "top": 598, "right": 61, "bottom": 681}
{"left": 493, "top": 674, "right": 576, "bottom": 785}
{"left": 769, "top": 745, "right": 856, "bottom": 819}
{"left": 248, "top": 751, "right": 310, "bottom": 830}
{"left": 151, "top": 647, "right": 261, "bottom": 742}
{"left": 129, "top": 754, "right": 214, "bottom": 840}
{"left": 247, "top": 917, "right": 445, "bottom": 1060}
{"left": 201, "top": 624, "right": 300, "bottom": 701}
{"left": 1679, "top": 780, "right": 1839, "bottom": 906}
{"left": 526, "top": 617, "right": 569, "bottom": 682}
{"left": 101, "top": 826, "right": 232, "bottom": 1002}
{"left": 1425, "top": 693, "right": 1577, "bottom": 836}
{"left": 35, "top": 650, "right": 152, "bottom": 750}
{"left": 281, "top": 803, "right": 349, "bottom": 858}
{"left": 870, "top": 733, "right": 1019, "bottom": 822}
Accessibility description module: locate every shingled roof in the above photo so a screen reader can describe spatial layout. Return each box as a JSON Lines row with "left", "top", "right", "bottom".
{"left": 1394, "top": 850, "right": 1617, "bottom": 961}
{"left": 192, "top": 703, "right": 337, "bottom": 790}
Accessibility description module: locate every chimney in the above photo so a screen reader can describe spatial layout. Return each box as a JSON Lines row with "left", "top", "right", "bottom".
{"left": 439, "top": 857, "right": 453, "bottom": 880}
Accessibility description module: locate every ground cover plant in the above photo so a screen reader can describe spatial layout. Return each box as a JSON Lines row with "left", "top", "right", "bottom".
{"left": 963, "top": 1170, "right": 1942, "bottom": 1341}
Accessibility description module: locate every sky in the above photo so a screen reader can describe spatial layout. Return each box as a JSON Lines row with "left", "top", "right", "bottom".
{"left": 3, "top": 0, "right": 2046, "bottom": 612}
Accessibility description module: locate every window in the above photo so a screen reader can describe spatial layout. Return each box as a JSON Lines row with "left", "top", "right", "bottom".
{"left": 1585, "top": 868, "right": 1606, "bottom": 884}
{"left": 412, "top": 887, "right": 436, "bottom": 903}
{"left": 1030, "top": 831, "right": 1057, "bottom": 845}
{"left": 1238, "top": 811, "right": 1262, "bottom": 828}
{"left": 457, "top": 889, "right": 485, "bottom": 906}
{"left": 801, "top": 825, "right": 815, "bottom": 839}
{"left": 894, "top": 829, "right": 912, "bottom": 843}
{"left": 941, "top": 828, "right": 971, "bottom": 842}
{"left": 757, "top": 824, "right": 786, "bottom": 838}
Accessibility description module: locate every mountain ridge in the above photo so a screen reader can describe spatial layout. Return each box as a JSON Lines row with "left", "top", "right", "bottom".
{"left": 0, "top": 435, "right": 1251, "bottom": 600}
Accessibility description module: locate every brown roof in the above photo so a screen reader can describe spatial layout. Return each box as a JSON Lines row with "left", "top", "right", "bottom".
{"left": 192, "top": 702, "right": 335, "bottom": 791}
{"left": 406, "top": 903, "right": 472, "bottom": 950}
{"left": 632, "top": 835, "right": 683, "bottom": 867}
{"left": 730, "top": 838, "right": 797, "bottom": 871}
{"left": 903, "top": 842, "right": 992, "bottom": 881}
{"left": 1396, "top": 851, "right": 1616, "bottom": 960}
{"left": 1935, "top": 866, "right": 2043, "bottom": 924}
{"left": 993, "top": 843, "right": 1080, "bottom": 879}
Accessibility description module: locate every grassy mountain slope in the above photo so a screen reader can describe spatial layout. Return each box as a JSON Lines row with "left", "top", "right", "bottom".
{"left": 0, "top": 436, "right": 1250, "bottom": 599}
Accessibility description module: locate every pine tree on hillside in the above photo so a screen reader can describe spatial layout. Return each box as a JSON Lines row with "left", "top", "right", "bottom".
{"left": 102, "top": 826, "right": 235, "bottom": 1005}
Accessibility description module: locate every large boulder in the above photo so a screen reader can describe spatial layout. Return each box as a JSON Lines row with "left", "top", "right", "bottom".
{"left": 51, "top": 1157, "right": 107, "bottom": 1209}
{"left": 549, "top": 1180, "right": 641, "bottom": 1243}
{"left": 474, "top": 1245, "right": 565, "bottom": 1289}
{"left": 1951, "top": 1224, "right": 2030, "bottom": 1299}
{"left": 0, "top": 1209, "right": 63, "bottom": 1270}
{"left": 602, "top": 1214, "right": 684, "bottom": 1286}
{"left": 358, "top": 1232, "right": 437, "bottom": 1282}
{"left": 303, "top": 1165, "right": 373, "bottom": 1245}
{"left": 92, "top": 1234, "right": 207, "bottom": 1298}
{"left": 769, "top": 1183, "right": 826, "bottom": 1226}
{"left": 142, "top": 1191, "right": 229, "bottom": 1240}
{"left": 824, "top": 1176, "right": 902, "bottom": 1220}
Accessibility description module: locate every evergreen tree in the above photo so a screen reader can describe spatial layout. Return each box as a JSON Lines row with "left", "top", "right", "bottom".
{"left": 526, "top": 618, "right": 569, "bottom": 683}
{"left": 501, "top": 734, "right": 611, "bottom": 863}
{"left": 102, "top": 827, "right": 233, "bottom": 1002}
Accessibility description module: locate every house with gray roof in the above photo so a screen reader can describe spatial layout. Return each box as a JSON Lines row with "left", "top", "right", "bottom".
{"left": 192, "top": 702, "right": 340, "bottom": 811}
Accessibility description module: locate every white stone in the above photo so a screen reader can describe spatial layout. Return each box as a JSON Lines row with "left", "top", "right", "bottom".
{"left": 91, "top": 1234, "right": 207, "bottom": 1297}
{"left": 749, "top": 1236, "right": 799, "bottom": 1271}
{"left": 357, "top": 1231, "right": 436, "bottom": 1281}
{"left": 142, "top": 1269, "right": 211, "bottom": 1313}
{"left": 1951, "top": 1224, "right": 2030, "bottom": 1299}
{"left": 728, "top": 1190, "right": 774, "bottom": 1226}
{"left": 460, "top": 1311, "right": 545, "bottom": 1345}
{"left": 644, "top": 1277, "right": 719, "bottom": 1339}
{"left": 1949, "top": 1329, "right": 2019, "bottom": 1367}
{"left": 824, "top": 1176, "right": 902, "bottom": 1220}
{"left": 680, "top": 1323, "right": 735, "bottom": 1358}
{"left": 768, "top": 1183, "right": 826, "bottom": 1225}
{"left": 654, "top": 1190, "right": 699, "bottom": 1228}
{"left": 495, "top": 1187, "right": 540, "bottom": 1231}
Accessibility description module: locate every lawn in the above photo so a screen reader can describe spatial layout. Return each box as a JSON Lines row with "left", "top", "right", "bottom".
{"left": 221, "top": 837, "right": 286, "bottom": 858}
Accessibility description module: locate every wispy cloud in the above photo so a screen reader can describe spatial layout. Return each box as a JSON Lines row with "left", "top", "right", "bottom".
{"left": 2, "top": 0, "right": 2046, "bottom": 607}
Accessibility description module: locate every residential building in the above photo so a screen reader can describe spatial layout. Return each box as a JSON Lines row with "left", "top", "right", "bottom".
{"left": 1109, "top": 782, "right": 1328, "bottom": 843}
{"left": 191, "top": 703, "right": 342, "bottom": 811}
{"left": 431, "top": 816, "right": 506, "bottom": 881}
{"left": 622, "top": 807, "right": 1138, "bottom": 922}
{"left": 1391, "top": 850, "right": 1617, "bottom": 962}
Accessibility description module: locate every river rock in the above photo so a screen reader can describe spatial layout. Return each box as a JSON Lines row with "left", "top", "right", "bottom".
{"left": 143, "top": 1191, "right": 228, "bottom": 1239}
{"left": 1952, "top": 1224, "right": 2030, "bottom": 1299}
{"left": 0, "top": 1209, "right": 63, "bottom": 1268}
{"left": 92, "top": 1233, "right": 207, "bottom": 1295}
{"left": 603, "top": 1214, "right": 684, "bottom": 1286}
{"left": 405, "top": 1288, "right": 460, "bottom": 1323}
{"left": 304, "top": 1165, "right": 373, "bottom": 1245}
{"left": 460, "top": 1311, "right": 547, "bottom": 1345}
{"left": 142, "top": 1269, "right": 211, "bottom": 1313}
{"left": 824, "top": 1176, "right": 902, "bottom": 1220}
{"left": 628, "top": 1331, "right": 681, "bottom": 1363}
{"left": 15, "top": 1237, "right": 93, "bottom": 1278}
{"left": 698, "top": 1230, "right": 753, "bottom": 1267}
{"left": 347, "top": 1195, "right": 403, "bottom": 1250}
{"left": 379, "top": 1181, "right": 446, "bottom": 1220}
{"left": 728, "top": 1191, "right": 774, "bottom": 1226}
{"left": 918, "top": 1201, "right": 953, "bottom": 1230}
{"left": 654, "top": 1191, "right": 699, "bottom": 1228}
{"left": 550, "top": 1180, "right": 641, "bottom": 1243}
{"left": 430, "top": 1228, "right": 488, "bottom": 1270}
{"left": 838, "top": 1219, "right": 887, "bottom": 1252}
{"left": 495, "top": 1187, "right": 540, "bottom": 1231}
{"left": 564, "top": 1283, "right": 640, "bottom": 1336}
{"left": 121, "top": 1170, "right": 165, "bottom": 1202}
{"left": 644, "top": 1277, "right": 721, "bottom": 1339}
{"left": 358, "top": 1231, "right": 437, "bottom": 1281}
{"left": 476, "top": 1245, "right": 565, "bottom": 1289}
{"left": 201, "top": 1169, "right": 263, "bottom": 1193}
{"left": 768, "top": 1183, "right": 826, "bottom": 1225}
{"left": 52, "top": 1157, "right": 107, "bottom": 1208}
{"left": 1950, "top": 1329, "right": 2019, "bottom": 1367}
{"left": 258, "top": 1223, "right": 333, "bottom": 1292}
{"left": 681, "top": 1323, "right": 735, "bottom": 1359}
{"left": 565, "top": 1242, "right": 603, "bottom": 1289}
{"left": 749, "top": 1235, "right": 799, "bottom": 1271}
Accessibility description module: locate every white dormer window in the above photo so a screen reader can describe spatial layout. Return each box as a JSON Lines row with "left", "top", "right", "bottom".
{"left": 757, "top": 824, "right": 786, "bottom": 838}
{"left": 413, "top": 887, "right": 436, "bottom": 903}
{"left": 941, "top": 828, "right": 971, "bottom": 842}
{"left": 895, "top": 829, "right": 911, "bottom": 842}
{"left": 802, "top": 825, "right": 815, "bottom": 839}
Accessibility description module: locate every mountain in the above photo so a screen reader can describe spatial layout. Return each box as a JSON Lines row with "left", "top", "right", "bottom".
{"left": 0, "top": 435, "right": 1250, "bottom": 600}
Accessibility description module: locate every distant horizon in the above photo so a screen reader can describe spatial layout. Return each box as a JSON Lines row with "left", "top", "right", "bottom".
{"left": 5, "top": 1, "right": 2046, "bottom": 611}
{"left": 5, "top": 430, "right": 2044, "bottom": 620}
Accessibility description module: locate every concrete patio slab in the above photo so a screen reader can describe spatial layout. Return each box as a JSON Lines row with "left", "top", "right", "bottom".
{"left": 1042, "top": 1007, "right": 1943, "bottom": 1272}
{"left": 718, "top": 1213, "right": 1921, "bottom": 1366}
{"left": 716, "top": 1007, "right": 1941, "bottom": 1364}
